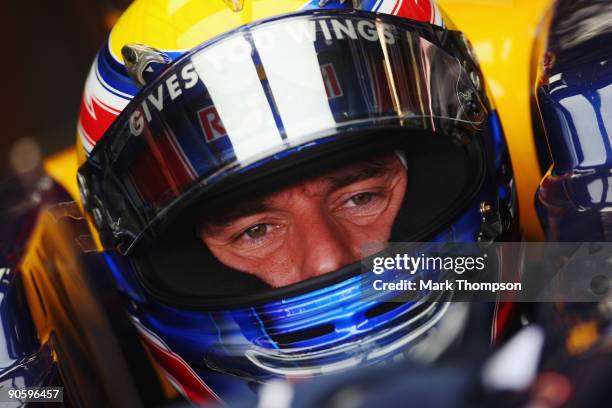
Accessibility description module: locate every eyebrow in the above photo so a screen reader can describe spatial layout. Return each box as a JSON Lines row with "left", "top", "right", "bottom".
{"left": 326, "top": 160, "right": 397, "bottom": 189}
{"left": 201, "top": 158, "right": 399, "bottom": 230}
{"left": 201, "top": 200, "right": 270, "bottom": 230}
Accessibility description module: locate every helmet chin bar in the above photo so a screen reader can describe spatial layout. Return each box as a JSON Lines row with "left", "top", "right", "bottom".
{"left": 206, "top": 289, "right": 452, "bottom": 380}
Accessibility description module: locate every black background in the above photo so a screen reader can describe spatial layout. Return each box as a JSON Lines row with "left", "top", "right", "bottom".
{"left": 0, "top": 0, "right": 131, "bottom": 180}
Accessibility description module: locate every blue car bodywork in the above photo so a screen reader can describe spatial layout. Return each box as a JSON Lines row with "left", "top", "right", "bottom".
{"left": 534, "top": 0, "right": 612, "bottom": 241}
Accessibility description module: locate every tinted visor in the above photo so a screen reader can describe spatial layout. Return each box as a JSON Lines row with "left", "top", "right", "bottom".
{"left": 80, "top": 10, "right": 485, "bottom": 254}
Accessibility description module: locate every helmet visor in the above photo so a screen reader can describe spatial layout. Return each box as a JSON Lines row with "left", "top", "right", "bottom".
{"left": 80, "top": 10, "right": 485, "bottom": 253}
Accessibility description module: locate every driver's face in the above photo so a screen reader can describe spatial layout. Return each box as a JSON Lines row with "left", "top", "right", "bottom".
{"left": 199, "top": 153, "right": 407, "bottom": 287}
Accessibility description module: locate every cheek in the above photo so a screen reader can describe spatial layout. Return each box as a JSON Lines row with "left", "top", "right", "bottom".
{"left": 255, "top": 254, "right": 301, "bottom": 287}
{"left": 343, "top": 216, "right": 393, "bottom": 248}
{"left": 204, "top": 243, "right": 299, "bottom": 288}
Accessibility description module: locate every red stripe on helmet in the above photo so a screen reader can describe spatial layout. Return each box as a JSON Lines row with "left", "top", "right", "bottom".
{"left": 393, "top": 0, "right": 434, "bottom": 23}
{"left": 132, "top": 318, "right": 221, "bottom": 404}
{"left": 79, "top": 96, "right": 120, "bottom": 146}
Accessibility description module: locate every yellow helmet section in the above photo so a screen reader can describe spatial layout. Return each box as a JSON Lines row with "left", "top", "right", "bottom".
{"left": 76, "top": 0, "right": 309, "bottom": 171}
{"left": 54, "top": 0, "right": 551, "bottom": 240}
{"left": 108, "top": 0, "right": 307, "bottom": 60}
{"left": 77, "top": 0, "right": 447, "bottom": 168}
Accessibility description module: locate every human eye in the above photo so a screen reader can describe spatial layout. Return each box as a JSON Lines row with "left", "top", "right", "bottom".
{"left": 332, "top": 190, "right": 391, "bottom": 223}
{"left": 346, "top": 192, "right": 376, "bottom": 207}
{"left": 232, "top": 222, "right": 283, "bottom": 249}
{"left": 242, "top": 223, "right": 269, "bottom": 239}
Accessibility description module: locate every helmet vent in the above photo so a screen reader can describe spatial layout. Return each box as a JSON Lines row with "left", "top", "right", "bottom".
{"left": 365, "top": 301, "right": 405, "bottom": 319}
{"left": 365, "top": 296, "right": 429, "bottom": 319}
{"left": 272, "top": 324, "right": 334, "bottom": 346}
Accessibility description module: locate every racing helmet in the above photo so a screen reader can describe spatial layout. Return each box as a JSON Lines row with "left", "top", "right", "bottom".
{"left": 76, "top": 0, "right": 519, "bottom": 404}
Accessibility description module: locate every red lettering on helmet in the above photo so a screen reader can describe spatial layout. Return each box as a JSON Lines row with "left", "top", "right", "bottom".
{"left": 321, "top": 64, "right": 343, "bottom": 99}
{"left": 198, "top": 106, "right": 227, "bottom": 142}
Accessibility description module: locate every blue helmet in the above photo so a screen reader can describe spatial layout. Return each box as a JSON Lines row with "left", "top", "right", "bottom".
{"left": 77, "top": 0, "right": 519, "bottom": 404}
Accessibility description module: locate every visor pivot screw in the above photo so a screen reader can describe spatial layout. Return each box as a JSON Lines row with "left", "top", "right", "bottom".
{"left": 480, "top": 201, "right": 492, "bottom": 217}
{"left": 478, "top": 201, "right": 503, "bottom": 243}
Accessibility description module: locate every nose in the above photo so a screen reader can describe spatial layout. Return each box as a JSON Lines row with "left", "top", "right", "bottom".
{"left": 297, "top": 212, "right": 360, "bottom": 281}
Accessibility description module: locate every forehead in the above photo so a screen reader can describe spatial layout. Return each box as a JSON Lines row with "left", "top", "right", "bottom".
{"left": 201, "top": 152, "right": 403, "bottom": 227}
{"left": 317, "top": 152, "right": 403, "bottom": 187}
{"left": 254, "top": 152, "right": 401, "bottom": 199}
